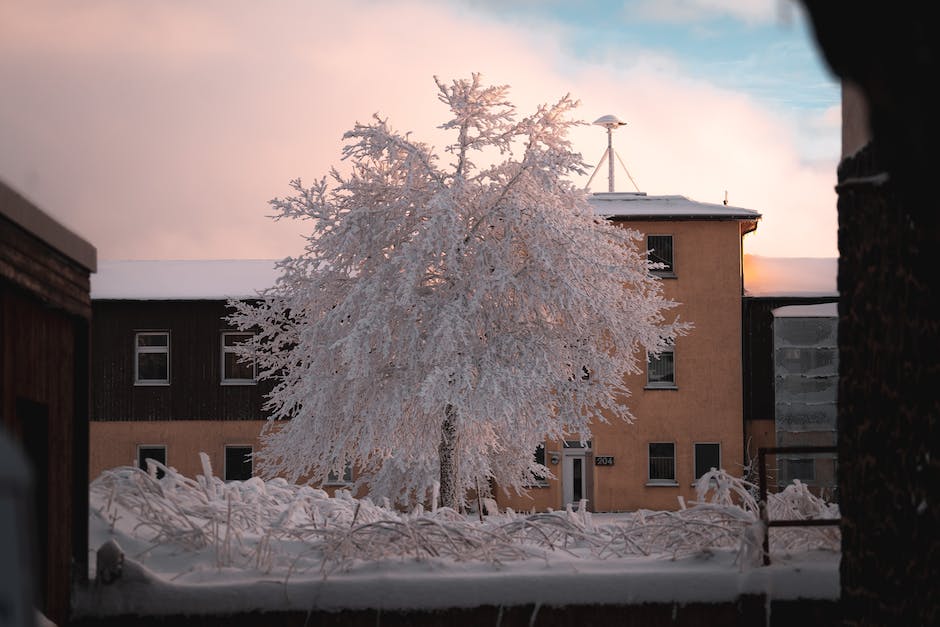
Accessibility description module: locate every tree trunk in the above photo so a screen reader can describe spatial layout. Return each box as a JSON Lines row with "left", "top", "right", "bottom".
{"left": 438, "top": 405, "right": 459, "bottom": 510}
{"left": 800, "top": 6, "right": 940, "bottom": 624}
{"left": 834, "top": 141, "right": 939, "bottom": 627}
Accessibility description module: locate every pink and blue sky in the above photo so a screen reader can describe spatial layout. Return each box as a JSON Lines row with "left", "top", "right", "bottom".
{"left": 0, "top": 0, "right": 840, "bottom": 260}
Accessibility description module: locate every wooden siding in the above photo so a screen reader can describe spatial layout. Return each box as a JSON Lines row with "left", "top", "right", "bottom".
{"left": 91, "top": 300, "right": 273, "bottom": 421}
{"left": 1, "top": 213, "right": 92, "bottom": 319}
{"left": 1, "top": 283, "right": 89, "bottom": 625}
{"left": 0, "top": 181, "right": 92, "bottom": 625}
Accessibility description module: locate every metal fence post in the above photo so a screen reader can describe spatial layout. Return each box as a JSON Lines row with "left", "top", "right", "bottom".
{"left": 758, "top": 447, "right": 770, "bottom": 566}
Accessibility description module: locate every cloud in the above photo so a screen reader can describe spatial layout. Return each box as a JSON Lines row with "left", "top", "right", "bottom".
{"left": 0, "top": 0, "right": 837, "bottom": 260}
{"left": 625, "top": 0, "right": 788, "bottom": 26}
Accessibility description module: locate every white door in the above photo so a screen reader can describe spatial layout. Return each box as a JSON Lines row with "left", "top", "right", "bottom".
{"left": 562, "top": 453, "right": 586, "bottom": 508}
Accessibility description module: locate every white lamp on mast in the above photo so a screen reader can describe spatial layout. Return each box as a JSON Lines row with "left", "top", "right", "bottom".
{"left": 586, "top": 114, "right": 640, "bottom": 193}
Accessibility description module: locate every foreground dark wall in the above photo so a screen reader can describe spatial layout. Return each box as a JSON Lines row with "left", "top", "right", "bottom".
{"left": 800, "top": 5, "right": 939, "bottom": 626}
{"left": 72, "top": 597, "right": 840, "bottom": 627}
{"left": 1, "top": 186, "right": 92, "bottom": 626}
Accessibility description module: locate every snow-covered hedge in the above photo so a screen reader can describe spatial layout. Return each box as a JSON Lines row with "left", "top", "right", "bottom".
{"left": 90, "top": 456, "right": 839, "bottom": 580}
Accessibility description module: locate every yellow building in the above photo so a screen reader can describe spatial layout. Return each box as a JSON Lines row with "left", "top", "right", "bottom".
{"left": 497, "top": 192, "right": 759, "bottom": 512}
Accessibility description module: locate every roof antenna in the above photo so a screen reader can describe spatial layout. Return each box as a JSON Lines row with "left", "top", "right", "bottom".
{"left": 723, "top": 190, "right": 729, "bottom": 206}
{"left": 586, "top": 114, "right": 640, "bottom": 193}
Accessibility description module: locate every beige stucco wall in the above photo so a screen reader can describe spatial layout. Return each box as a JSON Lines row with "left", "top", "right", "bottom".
{"left": 498, "top": 219, "right": 746, "bottom": 512}
{"left": 90, "top": 420, "right": 268, "bottom": 481}
{"left": 90, "top": 420, "right": 361, "bottom": 496}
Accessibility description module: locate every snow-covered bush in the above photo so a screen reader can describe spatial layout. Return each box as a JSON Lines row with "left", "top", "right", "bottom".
{"left": 90, "top": 461, "right": 839, "bottom": 581}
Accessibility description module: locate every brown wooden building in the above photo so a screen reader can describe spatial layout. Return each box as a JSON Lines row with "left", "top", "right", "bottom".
{"left": 89, "top": 261, "right": 284, "bottom": 483}
{"left": 1, "top": 181, "right": 96, "bottom": 625}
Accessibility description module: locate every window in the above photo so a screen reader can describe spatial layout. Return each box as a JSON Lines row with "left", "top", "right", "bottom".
{"left": 647, "top": 349, "right": 676, "bottom": 388}
{"left": 694, "top": 443, "right": 721, "bottom": 480}
{"left": 135, "top": 332, "right": 169, "bottom": 384}
{"left": 534, "top": 444, "right": 546, "bottom": 467}
{"left": 221, "top": 332, "right": 256, "bottom": 384}
{"left": 648, "top": 442, "right": 676, "bottom": 484}
{"left": 647, "top": 235, "right": 674, "bottom": 276}
{"left": 326, "top": 464, "right": 354, "bottom": 485}
{"left": 137, "top": 445, "right": 166, "bottom": 478}
{"left": 529, "top": 444, "right": 549, "bottom": 486}
{"left": 224, "top": 445, "right": 253, "bottom": 481}
{"left": 784, "top": 458, "right": 815, "bottom": 483}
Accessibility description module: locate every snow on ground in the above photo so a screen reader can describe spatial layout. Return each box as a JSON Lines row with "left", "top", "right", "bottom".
{"left": 76, "top": 459, "right": 840, "bottom": 617}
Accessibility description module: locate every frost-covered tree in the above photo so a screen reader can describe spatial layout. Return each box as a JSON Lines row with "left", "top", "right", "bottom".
{"left": 229, "top": 75, "right": 688, "bottom": 508}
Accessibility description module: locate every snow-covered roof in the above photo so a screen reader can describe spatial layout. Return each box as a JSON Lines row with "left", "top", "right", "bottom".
{"left": 743, "top": 255, "right": 838, "bottom": 297}
{"left": 91, "top": 259, "right": 280, "bottom": 300}
{"left": 589, "top": 192, "right": 761, "bottom": 220}
{"left": 92, "top": 254, "right": 838, "bottom": 301}
{"left": 772, "top": 302, "right": 838, "bottom": 318}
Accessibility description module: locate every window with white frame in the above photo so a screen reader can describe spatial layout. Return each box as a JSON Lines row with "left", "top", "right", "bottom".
{"left": 647, "top": 234, "right": 675, "bottom": 276}
{"left": 224, "top": 445, "right": 253, "bottom": 481}
{"left": 648, "top": 442, "right": 676, "bottom": 484}
{"left": 135, "top": 332, "right": 170, "bottom": 385}
{"left": 646, "top": 348, "right": 676, "bottom": 388}
{"left": 137, "top": 445, "right": 166, "bottom": 478}
{"left": 694, "top": 443, "right": 721, "bottom": 480}
{"left": 221, "top": 332, "right": 256, "bottom": 384}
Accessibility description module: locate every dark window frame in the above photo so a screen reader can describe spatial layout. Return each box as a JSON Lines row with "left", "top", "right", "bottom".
{"left": 694, "top": 442, "right": 722, "bottom": 480}
{"left": 528, "top": 444, "right": 550, "bottom": 487}
{"left": 784, "top": 457, "right": 816, "bottom": 483}
{"left": 325, "top": 463, "right": 354, "bottom": 486}
{"left": 137, "top": 444, "right": 167, "bottom": 478}
{"left": 224, "top": 445, "right": 253, "bottom": 481}
{"left": 648, "top": 442, "right": 677, "bottom": 485}
{"left": 646, "top": 348, "right": 677, "bottom": 389}
{"left": 647, "top": 234, "right": 676, "bottom": 277}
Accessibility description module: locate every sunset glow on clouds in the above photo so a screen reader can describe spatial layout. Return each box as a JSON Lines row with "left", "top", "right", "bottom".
{"left": 0, "top": 0, "right": 839, "bottom": 260}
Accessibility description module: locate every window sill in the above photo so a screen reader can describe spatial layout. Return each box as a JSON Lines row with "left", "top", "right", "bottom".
{"left": 650, "top": 271, "right": 677, "bottom": 279}
{"left": 221, "top": 380, "right": 258, "bottom": 386}
{"left": 134, "top": 381, "right": 170, "bottom": 387}
{"left": 646, "top": 481, "right": 679, "bottom": 487}
{"left": 323, "top": 482, "right": 354, "bottom": 488}
{"left": 644, "top": 384, "right": 678, "bottom": 391}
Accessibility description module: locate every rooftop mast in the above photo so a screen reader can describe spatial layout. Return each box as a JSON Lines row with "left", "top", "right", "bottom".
{"left": 586, "top": 114, "right": 640, "bottom": 193}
